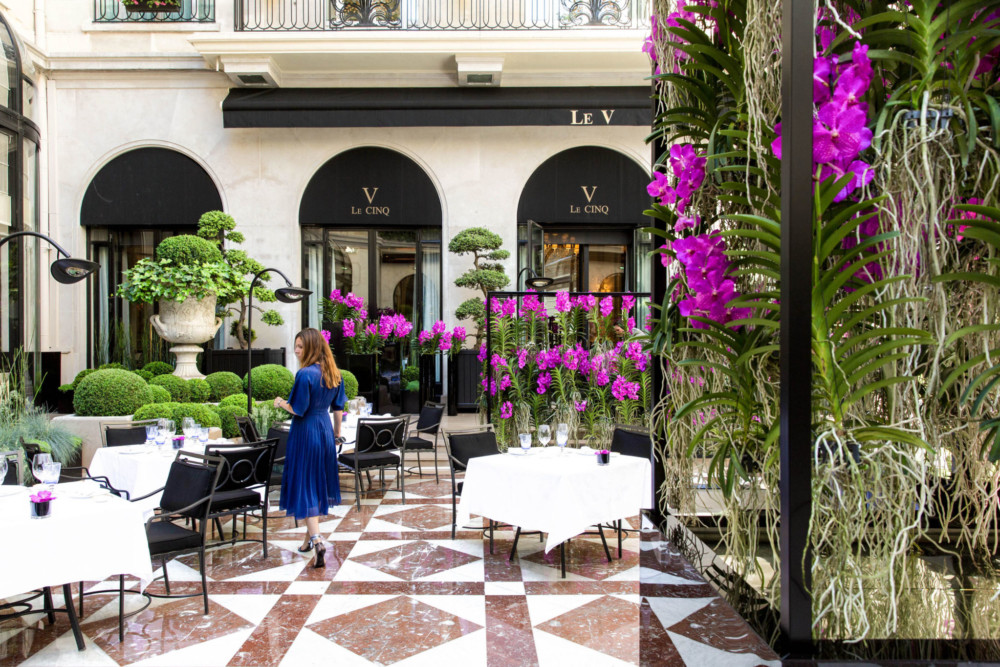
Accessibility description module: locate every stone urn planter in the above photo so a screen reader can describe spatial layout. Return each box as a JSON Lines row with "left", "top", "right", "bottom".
{"left": 150, "top": 295, "right": 222, "bottom": 380}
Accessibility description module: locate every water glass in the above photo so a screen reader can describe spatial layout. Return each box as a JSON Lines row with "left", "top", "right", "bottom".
{"left": 538, "top": 424, "right": 551, "bottom": 447}
{"left": 518, "top": 433, "right": 531, "bottom": 452}
{"left": 42, "top": 462, "right": 61, "bottom": 489}
{"left": 199, "top": 427, "right": 210, "bottom": 446}
{"left": 556, "top": 423, "right": 569, "bottom": 452}
{"left": 0, "top": 456, "right": 7, "bottom": 483}
{"left": 145, "top": 424, "right": 158, "bottom": 445}
{"left": 32, "top": 453, "right": 52, "bottom": 483}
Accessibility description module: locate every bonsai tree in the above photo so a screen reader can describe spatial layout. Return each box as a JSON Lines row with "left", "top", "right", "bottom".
{"left": 448, "top": 227, "right": 510, "bottom": 343}
{"left": 117, "top": 234, "right": 242, "bottom": 305}
{"left": 197, "top": 210, "right": 283, "bottom": 350}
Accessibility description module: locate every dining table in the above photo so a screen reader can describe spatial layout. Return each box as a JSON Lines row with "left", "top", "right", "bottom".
{"left": 0, "top": 479, "right": 153, "bottom": 650}
{"left": 456, "top": 447, "right": 653, "bottom": 555}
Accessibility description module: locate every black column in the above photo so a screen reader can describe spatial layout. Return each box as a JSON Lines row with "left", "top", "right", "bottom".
{"left": 779, "top": 0, "right": 815, "bottom": 655}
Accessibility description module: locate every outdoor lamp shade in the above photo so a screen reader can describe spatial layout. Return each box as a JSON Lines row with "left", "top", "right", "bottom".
{"left": 274, "top": 286, "right": 311, "bottom": 303}
{"left": 51, "top": 257, "right": 100, "bottom": 284}
{"left": 521, "top": 268, "right": 554, "bottom": 290}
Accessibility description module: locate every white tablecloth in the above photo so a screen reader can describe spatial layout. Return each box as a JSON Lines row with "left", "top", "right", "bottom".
{"left": 89, "top": 439, "right": 232, "bottom": 504}
{"left": 456, "top": 449, "right": 652, "bottom": 553}
{"left": 0, "top": 481, "right": 153, "bottom": 599}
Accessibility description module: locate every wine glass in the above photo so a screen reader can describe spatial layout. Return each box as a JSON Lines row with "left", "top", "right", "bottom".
{"left": 518, "top": 433, "right": 531, "bottom": 453}
{"left": 32, "top": 453, "right": 52, "bottom": 483}
{"left": 538, "top": 424, "right": 551, "bottom": 448}
{"left": 556, "top": 423, "right": 569, "bottom": 453}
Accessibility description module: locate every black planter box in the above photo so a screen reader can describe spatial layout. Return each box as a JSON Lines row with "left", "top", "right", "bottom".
{"left": 201, "top": 347, "right": 285, "bottom": 377}
{"left": 419, "top": 354, "right": 442, "bottom": 406}
{"left": 377, "top": 343, "right": 402, "bottom": 416}
{"left": 447, "top": 349, "right": 481, "bottom": 416}
{"left": 345, "top": 354, "right": 377, "bottom": 407}
{"left": 401, "top": 390, "right": 421, "bottom": 414}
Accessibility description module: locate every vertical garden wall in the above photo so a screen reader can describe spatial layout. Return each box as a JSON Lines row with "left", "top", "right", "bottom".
{"left": 647, "top": 0, "right": 1000, "bottom": 658}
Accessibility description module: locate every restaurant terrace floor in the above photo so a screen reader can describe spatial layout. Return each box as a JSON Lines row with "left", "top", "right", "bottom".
{"left": 1, "top": 415, "right": 777, "bottom": 666}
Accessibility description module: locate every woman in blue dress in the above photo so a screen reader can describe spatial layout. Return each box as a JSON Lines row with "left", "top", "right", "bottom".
{"left": 274, "top": 327, "right": 346, "bottom": 568}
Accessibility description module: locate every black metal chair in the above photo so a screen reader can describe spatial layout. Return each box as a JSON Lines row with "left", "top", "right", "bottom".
{"left": 339, "top": 417, "right": 407, "bottom": 511}
{"left": 132, "top": 451, "right": 224, "bottom": 616}
{"left": 103, "top": 419, "right": 158, "bottom": 447}
{"left": 204, "top": 438, "right": 278, "bottom": 557}
{"left": 443, "top": 426, "right": 500, "bottom": 550}
{"left": 2, "top": 448, "right": 22, "bottom": 485}
{"left": 402, "top": 402, "right": 445, "bottom": 483}
{"left": 606, "top": 424, "right": 654, "bottom": 557}
{"left": 234, "top": 415, "right": 260, "bottom": 443}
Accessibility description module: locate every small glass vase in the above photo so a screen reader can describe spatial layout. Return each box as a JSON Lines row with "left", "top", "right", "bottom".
{"left": 30, "top": 500, "right": 52, "bottom": 519}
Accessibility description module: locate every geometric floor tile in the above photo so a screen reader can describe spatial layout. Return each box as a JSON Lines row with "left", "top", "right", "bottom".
{"left": 376, "top": 505, "right": 455, "bottom": 531}
{"left": 533, "top": 595, "right": 640, "bottom": 665}
{"left": 351, "top": 540, "right": 482, "bottom": 581}
{"left": 306, "top": 595, "right": 482, "bottom": 664}
{"left": 520, "top": 540, "right": 640, "bottom": 581}
{"left": 175, "top": 542, "right": 305, "bottom": 582}
{"left": 401, "top": 479, "right": 454, "bottom": 499}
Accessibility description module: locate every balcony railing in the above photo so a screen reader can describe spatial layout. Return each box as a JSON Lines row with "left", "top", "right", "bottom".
{"left": 237, "top": 0, "right": 648, "bottom": 31}
{"left": 95, "top": 0, "right": 215, "bottom": 23}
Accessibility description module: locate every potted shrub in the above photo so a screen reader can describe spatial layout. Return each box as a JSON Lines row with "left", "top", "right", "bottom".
{"left": 400, "top": 364, "right": 421, "bottom": 414}
{"left": 72, "top": 369, "right": 153, "bottom": 417}
{"left": 448, "top": 228, "right": 509, "bottom": 414}
{"left": 117, "top": 234, "right": 242, "bottom": 380}
{"left": 415, "top": 321, "right": 465, "bottom": 411}
{"left": 242, "top": 364, "right": 294, "bottom": 401}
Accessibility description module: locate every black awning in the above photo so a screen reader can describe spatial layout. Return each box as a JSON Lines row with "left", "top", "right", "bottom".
{"left": 299, "top": 146, "right": 441, "bottom": 227}
{"left": 517, "top": 146, "right": 650, "bottom": 225}
{"left": 81, "top": 148, "right": 222, "bottom": 227}
{"left": 223, "top": 87, "right": 651, "bottom": 128}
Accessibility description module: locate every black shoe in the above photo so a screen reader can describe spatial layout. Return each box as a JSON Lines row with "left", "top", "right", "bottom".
{"left": 297, "top": 541, "right": 313, "bottom": 553}
{"left": 313, "top": 542, "right": 326, "bottom": 569}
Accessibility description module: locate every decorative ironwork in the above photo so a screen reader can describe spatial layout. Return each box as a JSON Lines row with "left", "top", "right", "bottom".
{"left": 330, "top": 0, "right": 401, "bottom": 28}
{"left": 237, "top": 0, "right": 647, "bottom": 31}
{"left": 559, "top": 0, "right": 631, "bottom": 27}
{"left": 95, "top": 0, "right": 214, "bottom": 22}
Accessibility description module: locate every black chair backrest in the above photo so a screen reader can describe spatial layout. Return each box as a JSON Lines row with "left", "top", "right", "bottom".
{"left": 235, "top": 416, "right": 260, "bottom": 443}
{"left": 415, "top": 402, "right": 445, "bottom": 434}
{"left": 266, "top": 426, "right": 290, "bottom": 462}
{"left": 356, "top": 418, "right": 407, "bottom": 454}
{"left": 160, "top": 452, "right": 224, "bottom": 519}
{"left": 610, "top": 426, "right": 653, "bottom": 460}
{"left": 2, "top": 449, "right": 22, "bottom": 485}
{"left": 447, "top": 429, "right": 500, "bottom": 471}
{"left": 206, "top": 439, "right": 278, "bottom": 493}
{"left": 104, "top": 422, "right": 151, "bottom": 447}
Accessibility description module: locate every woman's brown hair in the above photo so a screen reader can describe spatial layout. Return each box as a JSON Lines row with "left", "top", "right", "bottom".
{"left": 295, "top": 328, "right": 341, "bottom": 389}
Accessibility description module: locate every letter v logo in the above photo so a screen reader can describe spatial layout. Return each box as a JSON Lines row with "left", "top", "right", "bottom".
{"left": 581, "top": 186, "right": 598, "bottom": 202}
{"left": 362, "top": 187, "right": 379, "bottom": 204}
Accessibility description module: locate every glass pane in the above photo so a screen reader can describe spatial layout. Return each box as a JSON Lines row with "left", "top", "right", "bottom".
{"left": 95, "top": 246, "right": 110, "bottom": 365}
{"left": 328, "top": 230, "right": 370, "bottom": 310}
{"left": 21, "top": 78, "right": 34, "bottom": 122}
{"left": 302, "top": 227, "right": 323, "bottom": 329}
{"left": 0, "top": 132, "right": 11, "bottom": 228}
{"left": 0, "top": 26, "right": 15, "bottom": 110}
{"left": 588, "top": 244, "right": 627, "bottom": 293}
{"left": 22, "top": 140, "right": 37, "bottom": 358}
{"left": 420, "top": 241, "right": 441, "bottom": 334}
{"left": 543, "top": 233, "right": 580, "bottom": 292}
{"left": 376, "top": 230, "right": 416, "bottom": 319}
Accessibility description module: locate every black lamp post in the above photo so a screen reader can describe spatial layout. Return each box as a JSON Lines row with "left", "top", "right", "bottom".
{"left": 517, "top": 266, "right": 553, "bottom": 290}
{"left": 245, "top": 267, "right": 311, "bottom": 414}
{"left": 0, "top": 231, "right": 99, "bottom": 400}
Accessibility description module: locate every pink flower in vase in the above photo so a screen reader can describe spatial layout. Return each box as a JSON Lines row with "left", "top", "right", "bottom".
{"left": 342, "top": 319, "right": 356, "bottom": 338}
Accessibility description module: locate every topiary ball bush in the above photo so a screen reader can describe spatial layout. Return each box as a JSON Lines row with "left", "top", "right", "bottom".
{"left": 243, "top": 364, "right": 294, "bottom": 400}
{"left": 99, "top": 362, "right": 125, "bottom": 370}
{"left": 71, "top": 368, "right": 96, "bottom": 390}
{"left": 401, "top": 365, "right": 420, "bottom": 384}
{"left": 150, "top": 374, "right": 190, "bottom": 402}
{"left": 340, "top": 370, "right": 359, "bottom": 401}
{"left": 133, "top": 369, "right": 154, "bottom": 383}
{"left": 405, "top": 380, "right": 420, "bottom": 392}
{"left": 213, "top": 404, "right": 248, "bottom": 439}
{"left": 73, "top": 369, "right": 150, "bottom": 417}
{"left": 147, "top": 384, "right": 171, "bottom": 403}
{"left": 187, "top": 378, "right": 211, "bottom": 403}
{"left": 143, "top": 361, "right": 174, "bottom": 377}
{"left": 220, "top": 393, "right": 251, "bottom": 409}
{"left": 205, "top": 372, "right": 243, "bottom": 402}
{"left": 133, "top": 402, "right": 179, "bottom": 423}
{"left": 155, "top": 234, "right": 223, "bottom": 265}
{"left": 171, "top": 403, "right": 222, "bottom": 429}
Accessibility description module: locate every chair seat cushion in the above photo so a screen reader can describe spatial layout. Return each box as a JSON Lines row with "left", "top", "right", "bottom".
{"left": 340, "top": 451, "right": 399, "bottom": 469}
{"left": 405, "top": 437, "right": 434, "bottom": 451}
{"left": 209, "top": 488, "right": 262, "bottom": 513}
{"left": 146, "top": 520, "right": 202, "bottom": 555}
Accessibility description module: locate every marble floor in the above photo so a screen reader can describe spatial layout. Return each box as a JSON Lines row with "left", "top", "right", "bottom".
{"left": 1, "top": 458, "right": 779, "bottom": 666}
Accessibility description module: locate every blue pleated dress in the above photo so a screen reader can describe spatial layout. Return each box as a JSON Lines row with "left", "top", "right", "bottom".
{"left": 279, "top": 364, "right": 346, "bottom": 520}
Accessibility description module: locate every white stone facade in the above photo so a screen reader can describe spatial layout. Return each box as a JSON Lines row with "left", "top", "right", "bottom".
{"left": 2, "top": 0, "right": 651, "bottom": 380}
